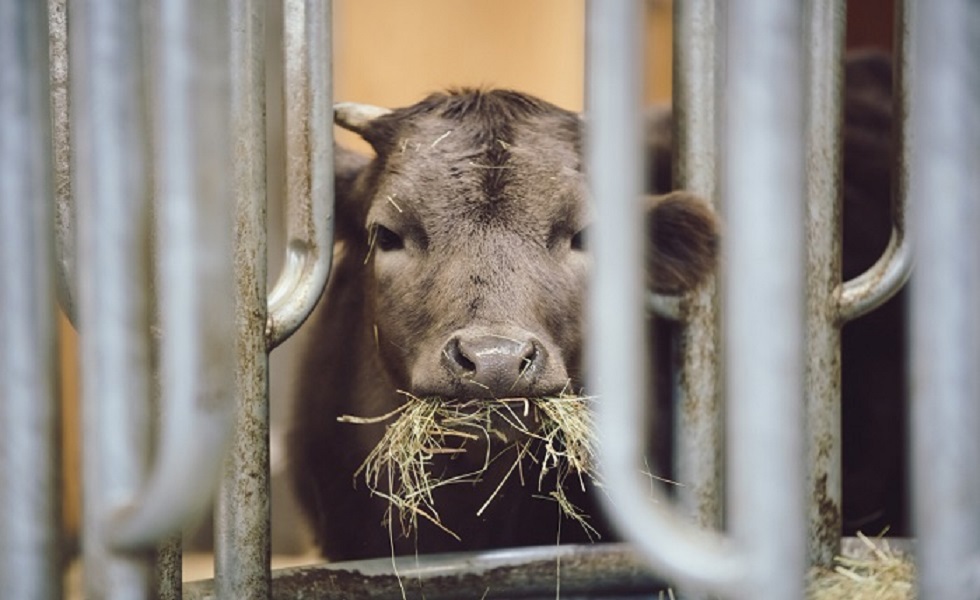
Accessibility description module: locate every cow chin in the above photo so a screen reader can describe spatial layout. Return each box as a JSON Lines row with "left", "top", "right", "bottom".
{"left": 408, "top": 325, "right": 571, "bottom": 401}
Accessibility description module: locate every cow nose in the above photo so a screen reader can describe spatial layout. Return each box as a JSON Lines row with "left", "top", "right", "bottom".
{"left": 443, "top": 333, "right": 544, "bottom": 397}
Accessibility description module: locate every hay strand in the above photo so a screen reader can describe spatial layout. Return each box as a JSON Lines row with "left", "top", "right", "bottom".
{"left": 339, "top": 392, "right": 600, "bottom": 541}
{"left": 807, "top": 532, "right": 916, "bottom": 599}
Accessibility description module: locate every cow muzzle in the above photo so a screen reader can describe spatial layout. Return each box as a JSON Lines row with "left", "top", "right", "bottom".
{"left": 412, "top": 327, "right": 569, "bottom": 399}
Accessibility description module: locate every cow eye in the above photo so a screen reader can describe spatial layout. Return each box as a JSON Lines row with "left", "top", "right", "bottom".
{"left": 570, "top": 227, "right": 587, "bottom": 251}
{"left": 374, "top": 225, "right": 404, "bottom": 251}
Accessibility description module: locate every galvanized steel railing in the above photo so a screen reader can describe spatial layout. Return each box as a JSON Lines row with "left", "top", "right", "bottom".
{"left": 0, "top": 2, "right": 62, "bottom": 598}
{"left": 9, "top": 1, "right": 333, "bottom": 598}
{"left": 669, "top": 0, "right": 725, "bottom": 546}
{"left": 216, "top": 1, "right": 333, "bottom": 599}
{"left": 909, "top": 1, "right": 980, "bottom": 599}
{"left": 589, "top": 2, "right": 807, "bottom": 598}
{"left": 69, "top": 0, "right": 239, "bottom": 597}
{"left": 588, "top": 0, "right": 922, "bottom": 599}
{"left": 2, "top": 0, "right": 979, "bottom": 598}
{"left": 649, "top": 0, "right": 915, "bottom": 582}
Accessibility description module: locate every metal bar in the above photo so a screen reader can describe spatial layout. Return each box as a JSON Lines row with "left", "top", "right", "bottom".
{"left": 217, "top": 0, "right": 333, "bottom": 595}
{"left": 0, "top": 1, "right": 62, "bottom": 597}
{"left": 157, "top": 535, "right": 183, "bottom": 600}
{"left": 188, "top": 544, "right": 668, "bottom": 600}
{"left": 723, "top": 2, "right": 807, "bottom": 597}
{"left": 49, "top": 0, "right": 76, "bottom": 323}
{"left": 909, "top": 0, "right": 980, "bottom": 598}
{"left": 265, "top": 0, "right": 334, "bottom": 349}
{"left": 802, "top": 0, "right": 845, "bottom": 568}
{"left": 837, "top": 223, "right": 911, "bottom": 321}
{"left": 836, "top": 3, "right": 912, "bottom": 326}
{"left": 672, "top": 0, "right": 724, "bottom": 534}
{"left": 69, "top": 0, "right": 155, "bottom": 594}
{"left": 106, "top": 0, "right": 236, "bottom": 551}
{"left": 587, "top": 0, "right": 741, "bottom": 595}
{"left": 215, "top": 0, "right": 270, "bottom": 598}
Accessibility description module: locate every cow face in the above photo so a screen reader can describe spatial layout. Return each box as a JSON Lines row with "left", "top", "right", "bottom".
{"left": 334, "top": 90, "right": 718, "bottom": 401}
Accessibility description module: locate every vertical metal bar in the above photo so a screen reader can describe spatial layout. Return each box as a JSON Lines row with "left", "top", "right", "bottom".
{"left": 216, "top": 1, "right": 270, "bottom": 598}
{"left": 217, "top": 0, "right": 332, "bottom": 595}
{"left": 69, "top": 0, "right": 155, "bottom": 595}
{"left": 802, "top": 0, "right": 845, "bottom": 568}
{"left": 589, "top": 1, "right": 741, "bottom": 596}
{"left": 909, "top": 0, "right": 980, "bottom": 598}
{"left": 156, "top": 536, "right": 183, "bottom": 600}
{"left": 0, "top": 1, "right": 62, "bottom": 598}
{"left": 892, "top": 0, "right": 911, "bottom": 262}
{"left": 672, "top": 0, "right": 724, "bottom": 533}
{"left": 136, "top": 0, "right": 233, "bottom": 587}
{"left": 723, "top": 2, "right": 806, "bottom": 598}
{"left": 49, "top": 0, "right": 76, "bottom": 322}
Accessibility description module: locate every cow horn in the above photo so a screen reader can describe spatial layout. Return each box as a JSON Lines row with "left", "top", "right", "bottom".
{"left": 334, "top": 102, "right": 392, "bottom": 135}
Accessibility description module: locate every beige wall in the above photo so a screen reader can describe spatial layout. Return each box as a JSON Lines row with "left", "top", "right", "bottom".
{"left": 332, "top": 0, "right": 674, "bottom": 151}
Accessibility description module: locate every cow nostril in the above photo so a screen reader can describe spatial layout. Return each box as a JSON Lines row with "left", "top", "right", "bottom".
{"left": 438, "top": 333, "right": 557, "bottom": 398}
{"left": 445, "top": 337, "right": 477, "bottom": 373}
{"left": 519, "top": 345, "right": 539, "bottom": 376}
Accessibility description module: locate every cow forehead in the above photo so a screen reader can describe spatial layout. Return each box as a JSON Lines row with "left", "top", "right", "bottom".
{"left": 371, "top": 114, "right": 588, "bottom": 227}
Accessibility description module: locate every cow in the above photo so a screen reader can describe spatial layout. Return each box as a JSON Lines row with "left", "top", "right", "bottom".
{"left": 289, "top": 51, "right": 905, "bottom": 562}
{"left": 288, "top": 89, "right": 720, "bottom": 561}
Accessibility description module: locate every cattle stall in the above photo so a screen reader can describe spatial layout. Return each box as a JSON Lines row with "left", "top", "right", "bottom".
{"left": 0, "top": 1, "right": 977, "bottom": 599}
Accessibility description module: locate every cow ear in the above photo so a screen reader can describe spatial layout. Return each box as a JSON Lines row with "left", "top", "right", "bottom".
{"left": 646, "top": 191, "right": 720, "bottom": 294}
{"left": 335, "top": 102, "right": 392, "bottom": 137}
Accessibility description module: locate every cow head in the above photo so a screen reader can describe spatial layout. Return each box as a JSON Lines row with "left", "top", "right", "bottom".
{"left": 333, "top": 89, "right": 718, "bottom": 401}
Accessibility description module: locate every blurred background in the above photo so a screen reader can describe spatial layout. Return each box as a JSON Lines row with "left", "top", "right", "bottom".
{"left": 57, "top": 0, "right": 894, "bottom": 579}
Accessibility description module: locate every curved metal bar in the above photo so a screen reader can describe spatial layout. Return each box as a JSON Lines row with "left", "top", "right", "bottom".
{"left": 587, "top": 1, "right": 742, "bottom": 595}
{"left": 837, "top": 13, "right": 913, "bottom": 324}
{"left": 590, "top": 2, "right": 808, "bottom": 598}
{"left": 646, "top": 292, "right": 682, "bottom": 320}
{"left": 69, "top": 0, "right": 155, "bottom": 592}
{"left": 837, "top": 228, "right": 911, "bottom": 323}
{"left": 108, "top": 0, "right": 237, "bottom": 551}
{"left": 0, "top": 2, "right": 61, "bottom": 597}
{"left": 265, "top": 0, "right": 334, "bottom": 350}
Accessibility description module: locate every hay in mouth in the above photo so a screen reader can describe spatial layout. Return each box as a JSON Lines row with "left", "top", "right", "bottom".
{"left": 338, "top": 392, "right": 600, "bottom": 541}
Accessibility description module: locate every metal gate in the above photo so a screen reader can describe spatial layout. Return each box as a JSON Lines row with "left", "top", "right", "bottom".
{"left": 1, "top": 1, "right": 978, "bottom": 599}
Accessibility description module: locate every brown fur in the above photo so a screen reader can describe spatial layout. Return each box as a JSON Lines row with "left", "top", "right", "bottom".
{"left": 289, "top": 89, "right": 719, "bottom": 560}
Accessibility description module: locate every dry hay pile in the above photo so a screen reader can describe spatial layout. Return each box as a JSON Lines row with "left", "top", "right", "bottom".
{"left": 807, "top": 533, "right": 916, "bottom": 599}
{"left": 339, "top": 392, "right": 600, "bottom": 541}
